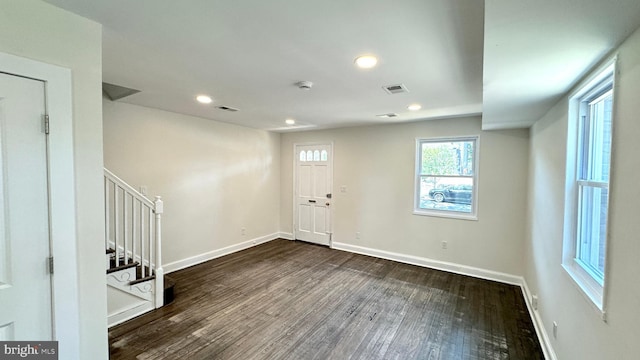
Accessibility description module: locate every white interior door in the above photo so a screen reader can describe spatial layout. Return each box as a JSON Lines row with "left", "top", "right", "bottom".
{"left": 295, "top": 144, "right": 332, "bottom": 246}
{"left": 0, "top": 73, "right": 53, "bottom": 340}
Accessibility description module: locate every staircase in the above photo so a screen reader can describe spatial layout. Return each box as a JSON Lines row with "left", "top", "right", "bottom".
{"left": 104, "top": 169, "right": 174, "bottom": 327}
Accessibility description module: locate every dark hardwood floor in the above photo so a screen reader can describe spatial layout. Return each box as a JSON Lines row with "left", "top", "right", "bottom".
{"left": 109, "top": 239, "right": 544, "bottom": 359}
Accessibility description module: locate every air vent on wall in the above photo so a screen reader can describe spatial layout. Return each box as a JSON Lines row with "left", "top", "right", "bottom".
{"left": 215, "top": 106, "right": 239, "bottom": 112}
{"left": 382, "top": 84, "right": 409, "bottom": 95}
{"left": 376, "top": 113, "right": 399, "bottom": 118}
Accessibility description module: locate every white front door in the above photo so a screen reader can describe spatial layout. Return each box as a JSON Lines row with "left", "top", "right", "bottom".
{"left": 0, "top": 73, "right": 53, "bottom": 340}
{"left": 295, "top": 143, "right": 332, "bottom": 246}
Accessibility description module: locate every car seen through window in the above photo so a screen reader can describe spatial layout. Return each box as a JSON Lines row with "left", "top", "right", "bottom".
{"left": 428, "top": 184, "right": 473, "bottom": 204}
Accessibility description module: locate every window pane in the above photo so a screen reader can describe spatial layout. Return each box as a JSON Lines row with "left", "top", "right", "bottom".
{"left": 577, "top": 185, "right": 608, "bottom": 281}
{"left": 299, "top": 151, "right": 306, "bottom": 162}
{"left": 562, "top": 63, "right": 614, "bottom": 310}
{"left": 320, "top": 150, "right": 328, "bottom": 161}
{"left": 420, "top": 141, "right": 474, "bottom": 176}
{"left": 313, "top": 150, "right": 320, "bottom": 161}
{"left": 418, "top": 176, "right": 473, "bottom": 213}
{"left": 306, "top": 150, "right": 312, "bottom": 161}
{"left": 582, "top": 91, "right": 613, "bottom": 182}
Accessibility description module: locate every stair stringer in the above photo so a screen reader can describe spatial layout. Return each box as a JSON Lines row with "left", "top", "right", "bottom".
{"left": 107, "top": 286, "right": 154, "bottom": 328}
{"left": 107, "top": 267, "right": 155, "bottom": 302}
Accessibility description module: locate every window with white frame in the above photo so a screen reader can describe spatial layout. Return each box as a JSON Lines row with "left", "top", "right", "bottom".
{"left": 563, "top": 61, "right": 615, "bottom": 313}
{"left": 414, "top": 137, "right": 478, "bottom": 219}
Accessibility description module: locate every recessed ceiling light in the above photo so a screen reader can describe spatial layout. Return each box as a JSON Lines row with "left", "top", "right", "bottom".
{"left": 354, "top": 55, "right": 378, "bottom": 69}
{"left": 196, "top": 95, "right": 212, "bottom": 104}
{"left": 408, "top": 104, "right": 422, "bottom": 111}
{"left": 285, "top": 119, "right": 296, "bottom": 125}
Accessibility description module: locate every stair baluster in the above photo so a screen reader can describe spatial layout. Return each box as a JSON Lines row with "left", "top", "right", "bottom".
{"left": 104, "top": 168, "right": 164, "bottom": 310}
{"left": 154, "top": 196, "right": 163, "bottom": 309}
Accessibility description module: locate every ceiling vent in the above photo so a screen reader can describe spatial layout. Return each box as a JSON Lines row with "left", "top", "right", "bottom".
{"left": 215, "top": 106, "right": 239, "bottom": 112}
{"left": 376, "top": 113, "right": 399, "bottom": 118}
{"left": 382, "top": 84, "right": 409, "bottom": 95}
{"left": 102, "top": 82, "right": 140, "bottom": 101}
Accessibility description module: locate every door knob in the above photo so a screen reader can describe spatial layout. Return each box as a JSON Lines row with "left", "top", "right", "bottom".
{"left": 326, "top": 202, "right": 330, "bottom": 206}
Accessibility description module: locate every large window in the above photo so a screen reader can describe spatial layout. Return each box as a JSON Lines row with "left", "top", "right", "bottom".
{"left": 414, "top": 137, "right": 478, "bottom": 219}
{"left": 563, "top": 61, "right": 615, "bottom": 314}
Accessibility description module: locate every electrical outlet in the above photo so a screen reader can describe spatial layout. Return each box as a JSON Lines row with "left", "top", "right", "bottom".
{"left": 241, "top": 228, "right": 246, "bottom": 236}
{"left": 340, "top": 185, "right": 348, "bottom": 193}
{"left": 441, "top": 241, "right": 448, "bottom": 249}
{"left": 355, "top": 232, "right": 361, "bottom": 239}
{"left": 553, "top": 321, "right": 558, "bottom": 339}
{"left": 532, "top": 295, "right": 538, "bottom": 310}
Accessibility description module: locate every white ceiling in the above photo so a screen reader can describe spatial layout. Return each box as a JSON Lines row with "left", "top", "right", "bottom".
{"left": 483, "top": 0, "right": 640, "bottom": 130}
{"left": 43, "top": 0, "right": 640, "bottom": 132}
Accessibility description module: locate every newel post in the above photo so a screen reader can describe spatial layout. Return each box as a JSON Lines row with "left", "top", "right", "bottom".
{"left": 154, "top": 196, "right": 164, "bottom": 308}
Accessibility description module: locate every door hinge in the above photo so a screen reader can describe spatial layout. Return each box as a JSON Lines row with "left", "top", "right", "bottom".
{"left": 48, "top": 256, "right": 54, "bottom": 274}
{"left": 44, "top": 114, "right": 50, "bottom": 135}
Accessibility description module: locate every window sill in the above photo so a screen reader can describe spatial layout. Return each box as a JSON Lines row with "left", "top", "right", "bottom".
{"left": 413, "top": 209, "right": 478, "bottom": 221}
{"left": 562, "top": 262, "right": 606, "bottom": 320}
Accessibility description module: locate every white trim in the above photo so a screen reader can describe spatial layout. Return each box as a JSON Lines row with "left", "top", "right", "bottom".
{"left": 278, "top": 232, "right": 295, "bottom": 240}
{"left": 562, "top": 263, "right": 606, "bottom": 317}
{"left": 562, "top": 59, "right": 616, "bottom": 316}
{"left": 521, "top": 279, "right": 559, "bottom": 360}
{"left": 568, "top": 57, "right": 617, "bottom": 100}
{"left": 412, "top": 209, "right": 478, "bottom": 221}
{"left": 0, "top": 52, "right": 80, "bottom": 359}
{"left": 108, "top": 301, "right": 154, "bottom": 328}
{"left": 106, "top": 267, "right": 154, "bottom": 302}
{"left": 163, "top": 233, "right": 279, "bottom": 273}
{"left": 331, "top": 241, "right": 521, "bottom": 285}
{"left": 292, "top": 142, "right": 296, "bottom": 241}
{"left": 413, "top": 136, "right": 480, "bottom": 221}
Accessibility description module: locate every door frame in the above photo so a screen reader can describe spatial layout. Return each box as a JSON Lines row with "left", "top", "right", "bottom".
{"left": 0, "top": 51, "right": 80, "bottom": 357}
{"left": 292, "top": 141, "right": 334, "bottom": 246}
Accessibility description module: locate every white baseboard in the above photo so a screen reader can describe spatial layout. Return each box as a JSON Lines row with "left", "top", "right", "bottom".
{"left": 521, "top": 279, "right": 558, "bottom": 360}
{"left": 278, "top": 232, "right": 294, "bottom": 240}
{"left": 331, "top": 241, "right": 522, "bottom": 285}
{"left": 108, "top": 301, "right": 154, "bottom": 328}
{"left": 163, "top": 233, "right": 279, "bottom": 273}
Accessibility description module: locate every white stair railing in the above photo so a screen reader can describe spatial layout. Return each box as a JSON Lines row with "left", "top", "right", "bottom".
{"left": 104, "top": 168, "right": 164, "bottom": 309}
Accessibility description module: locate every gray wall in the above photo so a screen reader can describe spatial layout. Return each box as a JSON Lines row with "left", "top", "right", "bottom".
{"left": 525, "top": 25, "right": 640, "bottom": 360}
{"left": 103, "top": 100, "right": 281, "bottom": 269}
{"left": 0, "top": 1, "right": 107, "bottom": 358}
{"left": 281, "top": 117, "right": 530, "bottom": 277}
